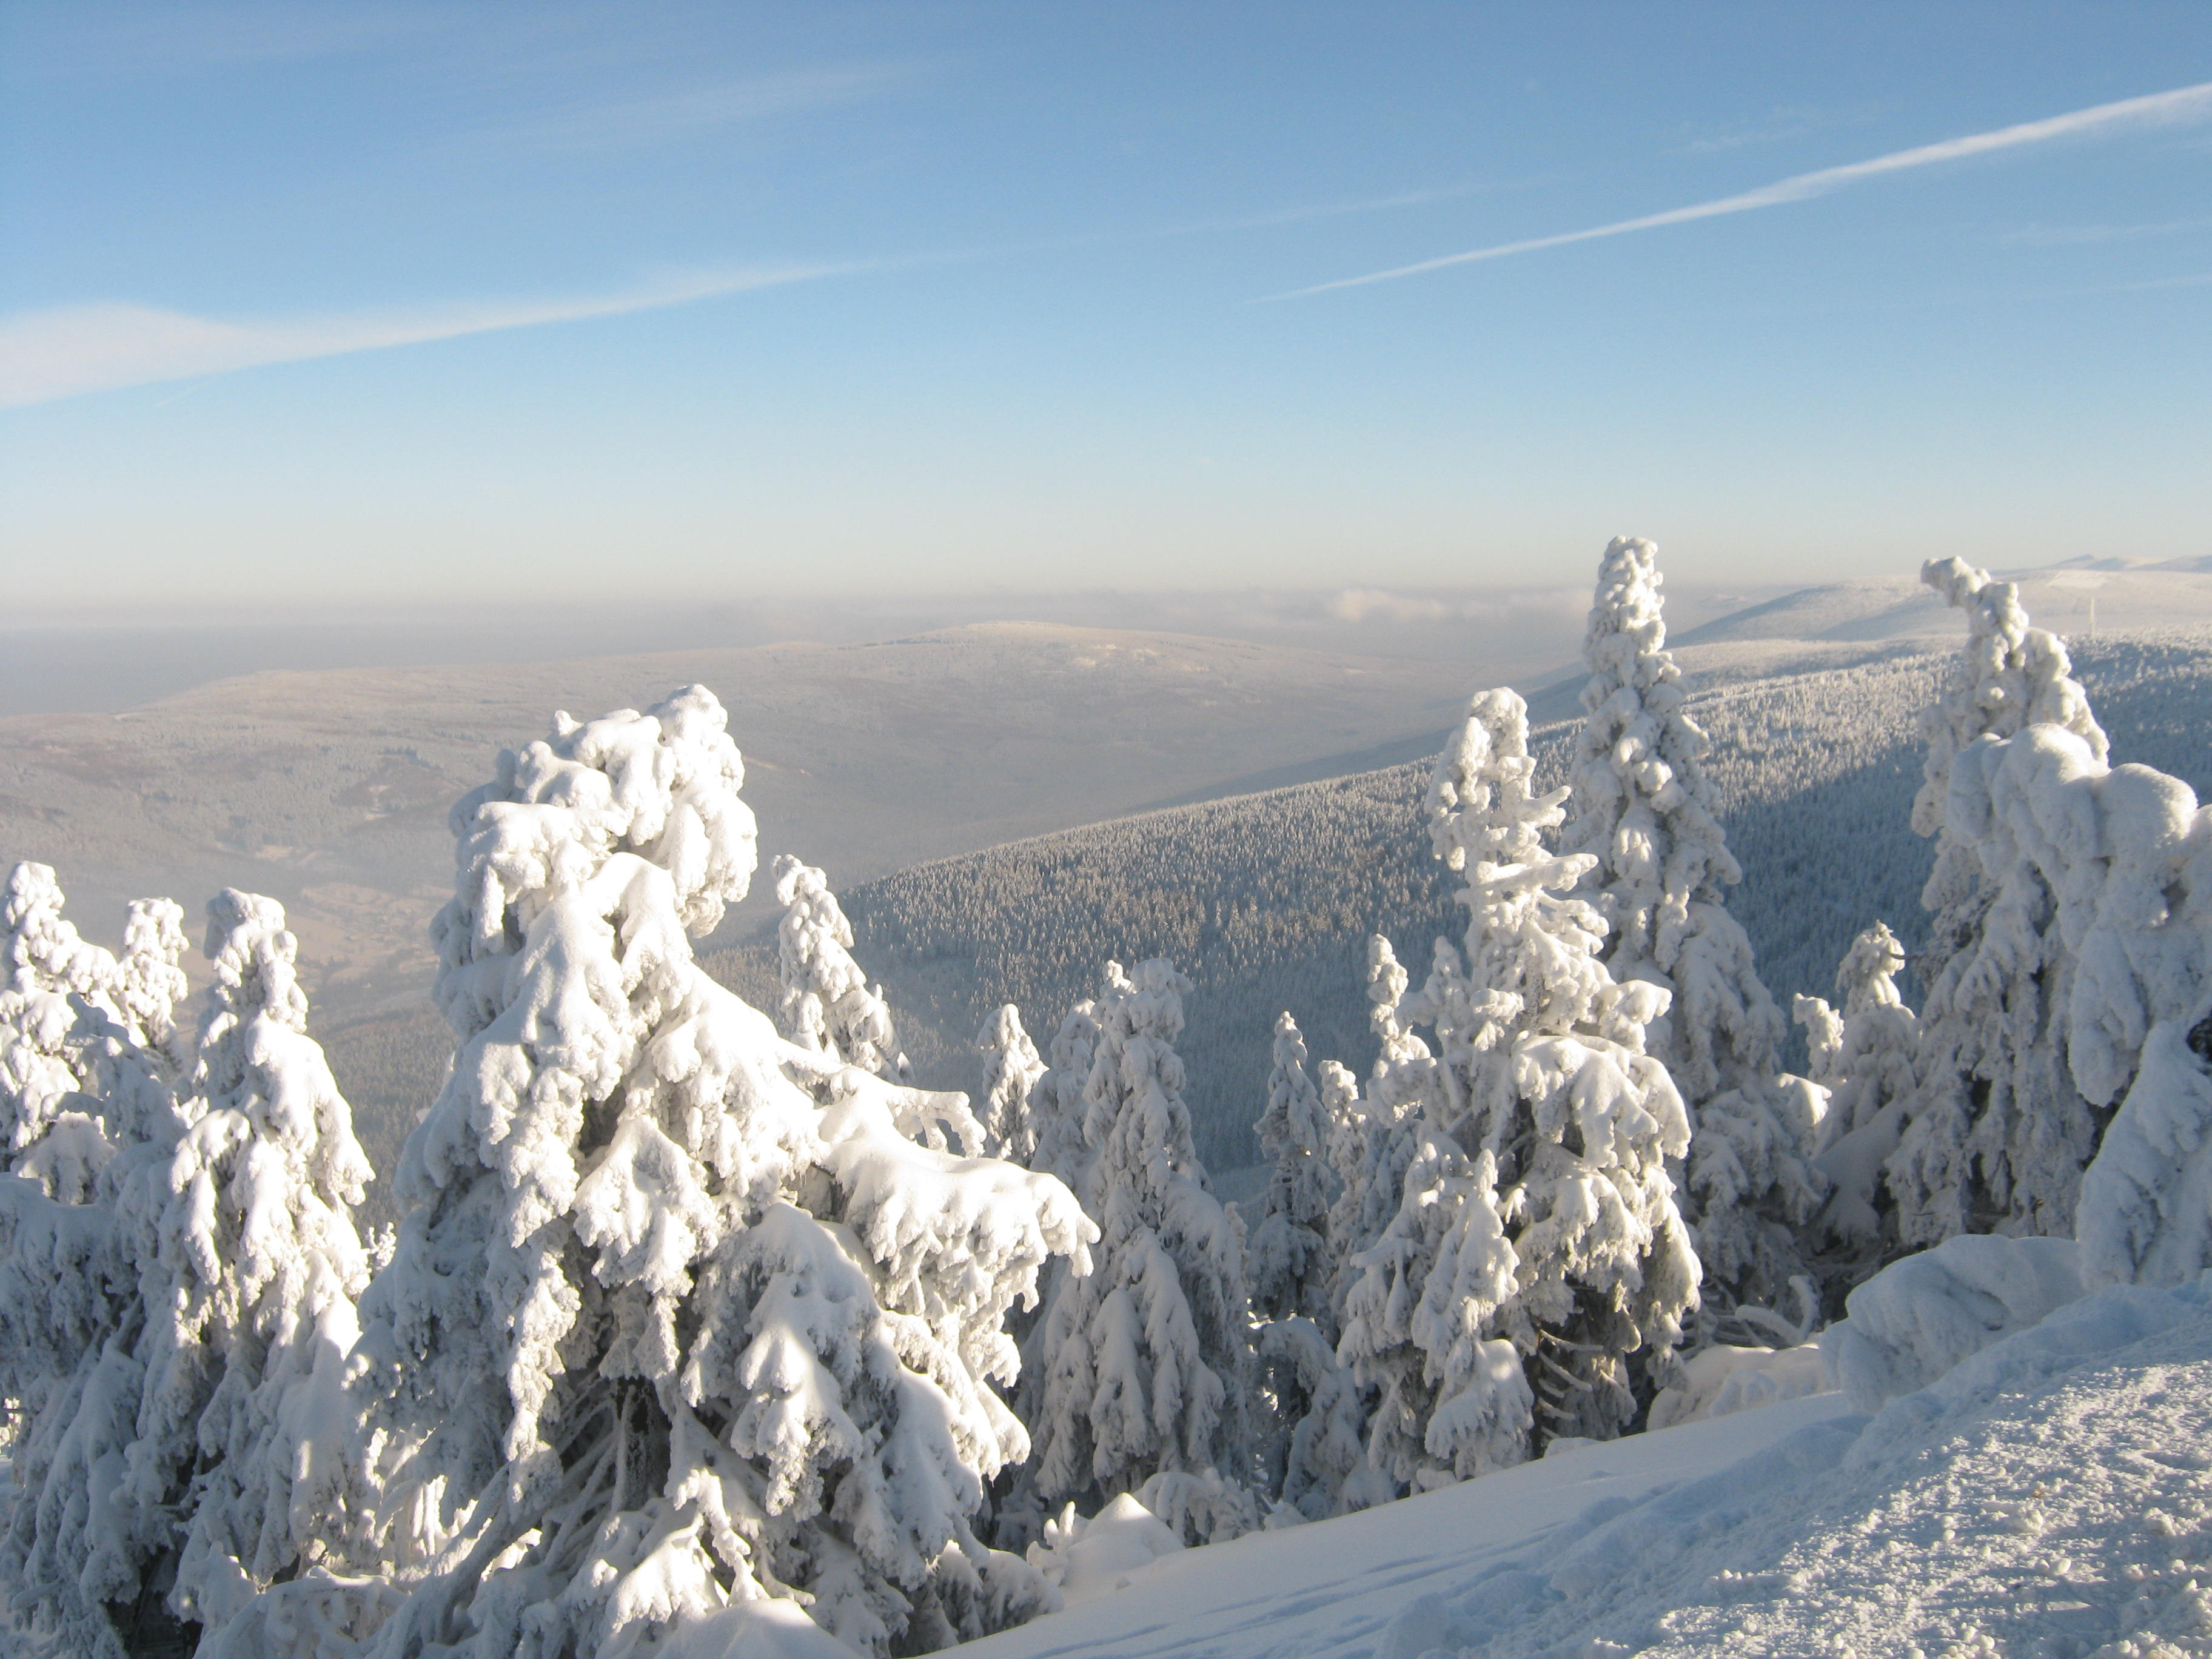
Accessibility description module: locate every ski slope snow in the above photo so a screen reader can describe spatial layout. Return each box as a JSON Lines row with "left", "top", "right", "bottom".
{"left": 929, "top": 1276, "right": 2212, "bottom": 1659}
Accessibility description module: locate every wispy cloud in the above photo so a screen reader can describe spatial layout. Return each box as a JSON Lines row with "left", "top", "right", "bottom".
{"left": 21, "top": 2, "right": 445, "bottom": 77}
{"left": 1204, "top": 180, "right": 1519, "bottom": 233}
{"left": 1678, "top": 105, "right": 1840, "bottom": 156}
{"left": 0, "top": 264, "right": 859, "bottom": 410}
{"left": 484, "top": 64, "right": 915, "bottom": 152}
{"left": 0, "top": 166, "right": 1490, "bottom": 412}
{"left": 2096, "top": 269, "right": 2212, "bottom": 292}
{"left": 1272, "top": 80, "right": 2212, "bottom": 300}
{"left": 1997, "top": 216, "right": 2212, "bottom": 246}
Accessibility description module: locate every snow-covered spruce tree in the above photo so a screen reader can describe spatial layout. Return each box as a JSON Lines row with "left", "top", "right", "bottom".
{"left": 340, "top": 687, "right": 1093, "bottom": 1659}
{"left": 1243, "top": 1012, "right": 1351, "bottom": 1509}
{"left": 1270, "top": 940, "right": 1444, "bottom": 1518}
{"left": 1245, "top": 1012, "right": 1331, "bottom": 1327}
{"left": 0, "top": 866, "right": 190, "bottom": 1656}
{"left": 1321, "top": 938, "right": 1433, "bottom": 1326}
{"left": 773, "top": 854, "right": 982, "bottom": 1158}
{"left": 0, "top": 879, "right": 370, "bottom": 1657}
{"left": 1562, "top": 535, "right": 1825, "bottom": 1316}
{"left": 976, "top": 1005, "right": 1045, "bottom": 1165}
{"left": 1889, "top": 558, "right": 2111, "bottom": 1245}
{"left": 1252, "top": 1053, "right": 1372, "bottom": 1520}
{"left": 772, "top": 855, "right": 905, "bottom": 1080}
{"left": 1900, "top": 690, "right": 2212, "bottom": 1271}
{"left": 0, "top": 863, "right": 188, "bottom": 1188}
{"left": 1336, "top": 1130, "right": 1528, "bottom": 1494}
{"left": 155, "top": 891, "right": 375, "bottom": 1637}
{"left": 1021, "top": 1000, "right": 1100, "bottom": 1195}
{"left": 990, "top": 997, "right": 1105, "bottom": 1552}
{"left": 2077, "top": 993, "right": 2212, "bottom": 1292}
{"left": 1026, "top": 960, "right": 1256, "bottom": 1534}
{"left": 1792, "top": 921, "right": 1922, "bottom": 1265}
{"left": 1341, "top": 687, "right": 1698, "bottom": 1481}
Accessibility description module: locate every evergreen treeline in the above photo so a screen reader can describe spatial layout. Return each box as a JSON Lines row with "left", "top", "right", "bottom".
{"left": 717, "top": 634, "right": 2212, "bottom": 1171}
{"left": 321, "top": 634, "right": 2212, "bottom": 1187}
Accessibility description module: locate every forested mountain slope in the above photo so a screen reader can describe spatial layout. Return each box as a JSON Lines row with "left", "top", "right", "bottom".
{"left": 317, "top": 625, "right": 2212, "bottom": 1199}
{"left": 748, "top": 630, "right": 2212, "bottom": 1171}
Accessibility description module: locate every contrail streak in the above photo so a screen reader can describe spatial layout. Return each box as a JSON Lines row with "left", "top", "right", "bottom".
{"left": 0, "top": 263, "right": 866, "bottom": 409}
{"left": 1270, "top": 81, "right": 2212, "bottom": 300}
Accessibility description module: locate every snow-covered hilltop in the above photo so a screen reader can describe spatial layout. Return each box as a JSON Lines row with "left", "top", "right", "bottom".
{"left": 9, "top": 545, "right": 2212, "bottom": 1658}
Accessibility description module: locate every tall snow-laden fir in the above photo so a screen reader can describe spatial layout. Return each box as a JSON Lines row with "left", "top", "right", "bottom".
{"left": 1244, "top": 1012, "right": 1331, "bottom": 1327}
{"left": 1244, "top": 1012, "right": 1356, "bottom": 1513}
{"left": 1339, "top": 687, "right": 1699, "bottom": 1493}
{"left": 991, "top": 997, "right": 1105, "bottom": 1551}
{"left": 0, "top": 863, "right": 187, "bottom": 1191}
{"left": 771, "top": 854, "right": 908, "bottom": 1083}
{"left": 1321, "top": 938, "right": 1433, "bottom": 1325}
{"left": 1563, "top": 535, "right": 1825, "bottom": 1316}
{"left": 158, "top": 891, "right": 375, "bottom": 1638}
{"left": 0, "top": 873, "right": 370, "bottom": 1659}
{"left": 1021, "top": 1000, "right": 1100, "bottom": 1196}
{"left": 338, "top": 687, "right": 1093, "bottom": 1659}
{"left": 1794, "top": 921, "right": 1923, "bottom": 1267}
{"left": 975, "top": 1005, "right": 1045, "bottom": 1165}
{"left": 1336, "top": 1127, "right": 1527, "bottom": 1495}
{"left": 1898, "top": 684, "right": 2212, "bottom": 1260}
{"left": 1026, "top": 959, "right": 1255, "bottom": 1529}
{"left": 0, "top": 865, "right": 191, "bottom": 1657}
{"left": 1264, "top": 952, "right": 1429, "bottom": 1521}
{"left": 1289, "top": 939, "right": 1459, "bottom": 1520}
{"left": 1889, "top": 558, "right": 2113, "bottom": 1244}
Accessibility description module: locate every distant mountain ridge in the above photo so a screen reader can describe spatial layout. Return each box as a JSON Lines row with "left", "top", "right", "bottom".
{"left": 1677, "top": 558, "right": 2212, "bottom": 646}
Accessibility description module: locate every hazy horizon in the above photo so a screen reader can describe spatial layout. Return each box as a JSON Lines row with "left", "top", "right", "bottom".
{"left": 0, "top": 577, "right": 1625, "bottom": 716}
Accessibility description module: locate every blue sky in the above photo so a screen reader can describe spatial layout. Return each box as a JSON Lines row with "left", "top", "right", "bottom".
{"left": 2, "top": 2, "right": 2208, "bottom": 614}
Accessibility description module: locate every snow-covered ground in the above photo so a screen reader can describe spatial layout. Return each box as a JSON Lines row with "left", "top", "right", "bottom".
{"left": 944, "top": 1276, "right": 2212, "bottom": 1659}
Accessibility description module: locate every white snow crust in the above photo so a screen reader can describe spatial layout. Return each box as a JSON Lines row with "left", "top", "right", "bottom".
{"left": 936, "top": 1273, "right": 2212, "bottom": 1659}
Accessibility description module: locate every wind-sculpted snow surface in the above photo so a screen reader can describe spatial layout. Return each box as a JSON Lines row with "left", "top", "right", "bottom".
{"left": 1818, "top": 1232, "right": 2086, "bottom": 1413}
{"left": 334, "top": 687, "right": 1093, "bottom": 1659}
{"left": 937, "top": 1275, "right": 2212, "bottom": 1659}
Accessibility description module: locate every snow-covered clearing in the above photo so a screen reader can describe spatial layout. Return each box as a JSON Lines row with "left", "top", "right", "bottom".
{"left": 947, "top": 1277, "right": 2212, "bottom": 1659}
